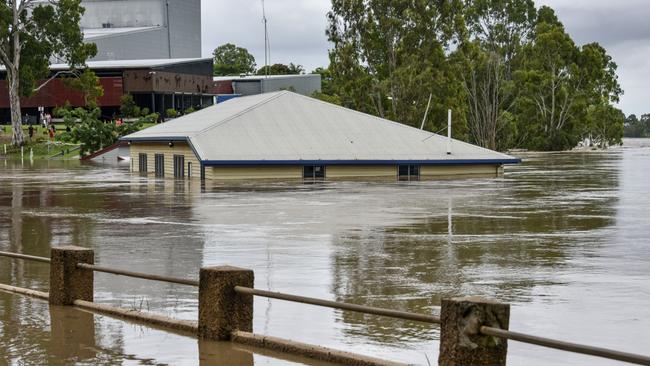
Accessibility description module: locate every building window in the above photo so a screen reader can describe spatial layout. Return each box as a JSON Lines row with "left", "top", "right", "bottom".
{"left": 303, "top": 165, "right": 326, "bottom": 180}
{"left": 155, "top": 154, "right": 165, "bottom": 177}
{"left": 138, "top": 153, "right": 147, "bottom": 173}
{"left": 187, "top": 162, "right": 192, "bottom": 178}
{"left": 398, "top": 165, "right": 420, "bottom": 181}
{"left": 173, "top": 155, "right": 185, "bottom": 178}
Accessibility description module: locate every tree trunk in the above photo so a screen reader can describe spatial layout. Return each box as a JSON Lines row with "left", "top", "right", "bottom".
{"left": 7, "top": 67, "right": 24, "bottom": 147}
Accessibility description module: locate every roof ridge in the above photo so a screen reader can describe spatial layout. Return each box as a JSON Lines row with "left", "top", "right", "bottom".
{"left": 197, "top": 91, "right": 289, "bottom": 135}
{"left": 288, "top": 92, "right": 449, "bottom": 140}
{"left": 288, "top": 92, "right": 513, "bottom": 158}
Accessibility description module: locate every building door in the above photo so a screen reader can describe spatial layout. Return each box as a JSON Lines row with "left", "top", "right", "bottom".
{"left": 138, "top": 153, "right": 148, "bottom": 173}
{"left": 173, "top": 155, "right": 185, "bottom": 178}
{"left": 155, "top": 154, "right": 165, "bottom": 177}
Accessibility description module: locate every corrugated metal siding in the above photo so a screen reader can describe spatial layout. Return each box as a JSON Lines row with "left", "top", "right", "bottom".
{"left": 207, "top": 166, "right": 302, "bottom": 180}
{"left": 129, "top": 141, "right": 201, "bottom": 179}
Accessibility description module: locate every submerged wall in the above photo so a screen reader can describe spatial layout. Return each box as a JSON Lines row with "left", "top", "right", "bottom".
{"left": 129, "top": 141, "right": 201, "bottom": 179}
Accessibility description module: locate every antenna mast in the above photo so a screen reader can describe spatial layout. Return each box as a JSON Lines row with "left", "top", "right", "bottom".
{"left": 262, "top": 0, "right": 270, "bottom": 78}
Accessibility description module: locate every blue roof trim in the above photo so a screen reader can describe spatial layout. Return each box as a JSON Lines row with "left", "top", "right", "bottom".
{"left": 202, "top": 159, "right": 521, "bottom": 166}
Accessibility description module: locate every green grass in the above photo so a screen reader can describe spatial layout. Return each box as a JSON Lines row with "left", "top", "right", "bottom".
{"left": 1, "top": 125, "right": 79, "bottom": 160}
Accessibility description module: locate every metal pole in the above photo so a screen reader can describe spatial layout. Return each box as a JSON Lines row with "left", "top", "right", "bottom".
{"left": 420, "top": 93, "right": 432, "bottom": 130}
{"left": 447, "top": 109, "right": 452, "bottom": 155}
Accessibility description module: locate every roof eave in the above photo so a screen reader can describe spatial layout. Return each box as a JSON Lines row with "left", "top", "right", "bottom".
{"left": 202, "top": 159, "right": 522, "bottom": 166}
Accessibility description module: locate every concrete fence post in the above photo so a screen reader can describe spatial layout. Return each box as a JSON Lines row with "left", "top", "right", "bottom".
{"left": 439, "top": 296, "right": 510, "bottom": 366}
{"left": 198, "top": 266, "right": 254, "bottom": 340}
{"left": 49, "top": 246, "right": 94, "bottom": 306}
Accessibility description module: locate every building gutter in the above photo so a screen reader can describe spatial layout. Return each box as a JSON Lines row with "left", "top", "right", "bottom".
{"left": 201, "top": 159, "right": 522, "bottom": 166}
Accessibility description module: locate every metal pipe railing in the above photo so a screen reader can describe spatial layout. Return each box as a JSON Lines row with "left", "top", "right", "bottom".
{"left": 2, "top": 249, "right": 650, "bottom": 365}
{"left": 0, "top": 251, "right": 50, "bottom": 264}
{"left": 480, "top": 326, "right": 650, "bottom": 366}
{"left": 76, "top": 263, "right": 199, "bottom": 287}
{"left": 234, "top": 286, "right": 441, "bottom": 324}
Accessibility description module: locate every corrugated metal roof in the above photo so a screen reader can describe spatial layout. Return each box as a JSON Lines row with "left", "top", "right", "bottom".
{"left": 123, "top": 91, "right": 519, "bottom": 164}
{"left": 83, "top": 26, "right": 160, "bottom": 40}
{"left": 213, "top": 74, "right": 320, "bottom": 82}
{"left": 0, "top": 58, "right": 211, "bottom": 72}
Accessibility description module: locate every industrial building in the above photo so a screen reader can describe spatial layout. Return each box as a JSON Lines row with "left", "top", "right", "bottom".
{"left": 122, "top": 91, "right": 520, "bottom": 181}
{"left": 0, "top": 58, "right": 215, "bottom": 122}
{"left": 214, "top": 74, "right": 321, "bottom": 99}
{"left": 80, "top": 0, "right": 201, "bottom": 61}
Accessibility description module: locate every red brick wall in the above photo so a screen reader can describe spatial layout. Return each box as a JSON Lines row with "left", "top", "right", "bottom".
{"left": 0, "top": 77, "right": 124, "bottom": 108}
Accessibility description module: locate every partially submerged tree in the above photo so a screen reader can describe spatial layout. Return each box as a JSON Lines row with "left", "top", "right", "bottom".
{"left": 212, "top": 43, "right": 256, "bottom": 76}
{"left": 0, "top": 0, "right": 97, "bottom": 146}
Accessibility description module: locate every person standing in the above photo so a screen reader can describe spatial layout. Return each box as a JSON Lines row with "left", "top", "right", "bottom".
{"left": 28, "top": 125, "right": 34, "bottom": 141}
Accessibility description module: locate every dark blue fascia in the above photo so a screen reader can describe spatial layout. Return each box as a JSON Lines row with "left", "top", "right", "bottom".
{"left": 202, "top": 158, "right": 521, "bottom": 166}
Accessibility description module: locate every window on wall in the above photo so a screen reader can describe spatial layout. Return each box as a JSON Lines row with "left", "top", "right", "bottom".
{"left": 303, "top": 165, "right": 326, "bottom": 180}
{"left": 138, "top": 153, "right": 147, "bottom": 173}
{"left": 187, "top": 162, "right": 192, "bottom": 178}
{"left": 398, "top": 165, "right": 420, "bottom": 181}
{"left": 155, "top": 154, "right": 165, "bottom": 177}
{"left": 173, "top": 155, "right": 185, "bottom": 178}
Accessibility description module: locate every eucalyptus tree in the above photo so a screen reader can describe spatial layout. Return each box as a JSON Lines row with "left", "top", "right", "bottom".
{"left": 0, "top": 0, "right": 95, "bottom": 146}
{"left": 514, "top": 7, "right": 621, "bottom": 150}
{"left": 453, "top": 0, "right": 536, "bottom": 150}
{"left": 326, "top": 0, "right": 467, "bottom": 135}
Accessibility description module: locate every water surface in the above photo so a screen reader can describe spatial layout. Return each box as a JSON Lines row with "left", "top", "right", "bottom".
{"left": 1, "top": 139, "right": 649, "bottom": 365}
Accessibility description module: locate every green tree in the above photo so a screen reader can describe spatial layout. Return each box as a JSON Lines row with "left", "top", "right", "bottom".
{"left": 0, "top": 0, "right": 97, "bottom": 146}
{"left": 119, "top": 94, "right": 139, "bottom": 118}
{"left": 453, "top": 0, "right": 537, "bottom": 150}
{"left": 212, "top": 43, "right": 256, "bottom": 76}
{"left": 326, "top": 0, "right": 467, "bottom": 135}
{"left": 62, "top": 107, "right": 145, "bottom": 156}
{"left": 256, "top": 62, "right": 304, "bottom": 75}
{"left": 62, "top": 69, "right": 104, "bottom": 109}
{"left": 624, "top": 114, "right": 643, "bottom": 137}
{"left": 513, "top": 7, "right": 621, "bottom": 150}
{"left": 584, "top": 103, "right": 624, "bottom": 148}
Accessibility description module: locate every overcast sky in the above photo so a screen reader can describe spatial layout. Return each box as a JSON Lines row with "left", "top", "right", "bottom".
{"left": 201, "top": 0, "right": 648, "bottom": 116}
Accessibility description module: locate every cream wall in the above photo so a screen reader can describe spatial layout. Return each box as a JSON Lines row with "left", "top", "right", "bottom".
{"left": 207, "top": 166, "right": 302, "bottom": 180}
{"left": 421, "top": 164, "right": 500, "bottom": 178}
{"left": 129, "top": 141, "right": 201, "bottom": 179}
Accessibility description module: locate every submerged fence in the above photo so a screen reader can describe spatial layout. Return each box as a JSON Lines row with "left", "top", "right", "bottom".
{"left": 1, "top": 248, "right": 649, "bottom": 366}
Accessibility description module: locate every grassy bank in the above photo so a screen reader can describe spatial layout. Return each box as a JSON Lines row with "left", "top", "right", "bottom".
{"left": 0, "top": 124, "right": 80, "bottom": 160}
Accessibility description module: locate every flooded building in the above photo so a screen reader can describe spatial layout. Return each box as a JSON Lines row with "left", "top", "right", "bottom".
{"left": 122, "top": 91, "right": 520, "bottom": 181}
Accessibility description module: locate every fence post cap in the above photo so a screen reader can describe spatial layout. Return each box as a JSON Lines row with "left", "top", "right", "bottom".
{"left": 446, "top": 296, "right": 505, "bottom": 305}
{"left": 200, "top": 266, "right": 252, "bottom": 273}
{"left": 51, "top": 246, "right": 92, "bottom": 252}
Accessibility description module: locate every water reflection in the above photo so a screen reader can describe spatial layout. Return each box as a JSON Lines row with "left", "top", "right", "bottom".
{"left": 1, "top": 143, "right": 649, "bottom": 365}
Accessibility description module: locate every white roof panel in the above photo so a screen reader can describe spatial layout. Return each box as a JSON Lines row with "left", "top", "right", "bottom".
{"left": 123, "top": 91, "right": 519, "bottom": 164}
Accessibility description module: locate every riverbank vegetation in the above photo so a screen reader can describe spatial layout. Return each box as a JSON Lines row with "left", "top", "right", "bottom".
{"left": 624, "top": 114, "right": 650, "bottom": 138}
{"left": 316, "top": 0, "right": 624, "bottom": 151}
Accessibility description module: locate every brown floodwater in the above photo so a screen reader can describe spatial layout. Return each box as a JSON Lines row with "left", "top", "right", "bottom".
{"left": 1, "top": 139, "right": 650, "bottom": 365}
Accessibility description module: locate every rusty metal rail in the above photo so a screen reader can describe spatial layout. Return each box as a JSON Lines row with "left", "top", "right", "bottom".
{"left": 0, "top": 251, "right": 51, "bottom": 264}
{"left": 3, "top": 249, "right": 650, "bottom": 365}
{"left": 76, "top": 263, "right": 199, "bottom": 287}
{"left": 0, "top": 251, "right": 198, "bottom": 287}
{"left": 480, "top": 326, "right": 650, "bottom": 366}
{"left": 234, "top": 286, "right": 441, "bottom": 324}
